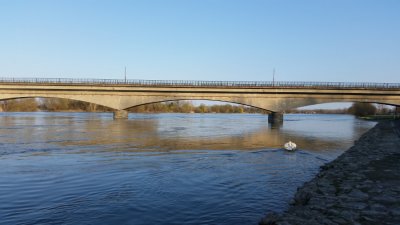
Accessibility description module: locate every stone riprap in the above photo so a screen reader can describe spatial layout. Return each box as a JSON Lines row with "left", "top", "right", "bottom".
{"left": 260, "top": 121, "right": 400, "bottom": 225}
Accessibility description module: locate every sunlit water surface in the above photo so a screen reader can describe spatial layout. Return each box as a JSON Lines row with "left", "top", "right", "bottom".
{"left": 0, "top": 113, "right": 376, "bottom": 225}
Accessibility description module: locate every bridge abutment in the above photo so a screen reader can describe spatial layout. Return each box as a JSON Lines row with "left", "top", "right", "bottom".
{"left": 268, "top": 112, "right": 284, "bottom": 124}
{"left": 113, "top": 110, "right": 129, "bottom": 119}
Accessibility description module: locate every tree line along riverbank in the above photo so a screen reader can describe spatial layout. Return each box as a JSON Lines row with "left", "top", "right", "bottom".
{"left": 0, "top": 98, "right": 266, "bottom": 113}
{"left": 0, "top": 98, "right": 398, "bottom": 117}
{"left": 260, "top": 120, "right": 400, "bottom": 225}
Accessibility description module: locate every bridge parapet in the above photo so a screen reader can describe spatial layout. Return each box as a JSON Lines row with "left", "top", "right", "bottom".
{"left": 1, "top": 77, "right": 400, "bottom": 90}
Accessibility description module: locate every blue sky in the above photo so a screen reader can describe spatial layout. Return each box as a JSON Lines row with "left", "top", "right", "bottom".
{"left": 0, "top": 0, "right": 399, "bottom": 83}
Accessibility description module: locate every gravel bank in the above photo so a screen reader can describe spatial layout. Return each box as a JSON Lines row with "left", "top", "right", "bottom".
{"left": 260, "top": 121, "right": 400, "bottom": 225}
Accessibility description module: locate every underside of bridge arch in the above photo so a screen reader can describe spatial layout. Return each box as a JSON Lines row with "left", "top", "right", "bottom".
{"left": 0, "top": 94, "right": 279, "bottom": 113}
{"left": 124, "top": 99, "right": 271, "bottom": 113}
{"left": 0, "top": 95, "right": 113, "bottom": 111}
{"left": 119, "top": 97, "right": 288, "bottom": 122}
{"left": 270, "top": 97, "right": 400, "bottom": 112}
{"left": 118, "top": 96, "right": 277, "bottom": 112}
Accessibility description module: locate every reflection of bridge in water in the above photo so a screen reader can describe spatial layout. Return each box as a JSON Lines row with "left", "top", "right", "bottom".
{"left": 51, "top": 116, "right": 364, "bottom": 153}
{"left": 0, "top": 113, "right": 373, "bottom": 156}
{"left": 1, "top": 78, "right": 399, "bottom": 123}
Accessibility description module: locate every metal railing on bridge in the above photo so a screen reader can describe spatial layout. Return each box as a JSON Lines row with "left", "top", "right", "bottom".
{"left": 0, "top": 77, "right": 399, "bottom": 89}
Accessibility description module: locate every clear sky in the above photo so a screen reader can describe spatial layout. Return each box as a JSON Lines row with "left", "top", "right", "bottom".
{"left": 0, "top": 0, "right": 399, "bottom": 82}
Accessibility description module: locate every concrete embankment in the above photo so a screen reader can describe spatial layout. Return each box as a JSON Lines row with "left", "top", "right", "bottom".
{"left": 260, "top": 121, "right": 400, "bottom": 225}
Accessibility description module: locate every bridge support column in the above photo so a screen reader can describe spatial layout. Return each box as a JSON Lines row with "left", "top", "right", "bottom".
{"left": 268, "top": 112, "right": 283, "bottom": 124}
{"left": 113, "top": 110, "right": 128, "bottom": 119}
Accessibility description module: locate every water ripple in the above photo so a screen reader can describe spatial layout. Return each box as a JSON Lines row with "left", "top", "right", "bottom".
{"left": 0, "top": 113, "right": 376, "bottom": 225}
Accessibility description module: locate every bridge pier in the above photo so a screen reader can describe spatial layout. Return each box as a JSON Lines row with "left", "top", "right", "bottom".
{"left": 268, "top": 112, "right": 284, "bottom": 125}
{"left": 113, "top": 110, "right": 128, "bottom": 119}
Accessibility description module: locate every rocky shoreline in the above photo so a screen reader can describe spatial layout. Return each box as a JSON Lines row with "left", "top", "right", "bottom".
{"left": 260, "top": 121, "right": 400, "bottom": 225}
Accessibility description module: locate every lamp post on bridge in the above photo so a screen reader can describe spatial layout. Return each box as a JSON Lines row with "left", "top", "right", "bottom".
{"left": 124, "top": 66, "right": 127, "bottom": 83}
{"left": 272, "top": 68, "right": 275, "bottom": 87}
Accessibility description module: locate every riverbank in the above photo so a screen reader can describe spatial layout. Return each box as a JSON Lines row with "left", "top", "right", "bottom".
{"left": 260, "top": 120, "right": 400, "bottom": 225}
{"left": 360, "top": 115, "right": 400, "bottom": 121}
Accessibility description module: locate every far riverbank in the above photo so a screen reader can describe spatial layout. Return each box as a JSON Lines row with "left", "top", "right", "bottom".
{"left": 260, "top": 120, "right": 400, "bottom": 225}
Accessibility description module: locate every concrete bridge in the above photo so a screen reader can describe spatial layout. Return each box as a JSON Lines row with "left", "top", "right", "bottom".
{"left": 0, "top": 78, "right": 399, "bottom": 123}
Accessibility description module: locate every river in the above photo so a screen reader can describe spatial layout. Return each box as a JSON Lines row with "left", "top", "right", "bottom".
{"left": 0, "top": 113, "right": 376, "bottom": 225}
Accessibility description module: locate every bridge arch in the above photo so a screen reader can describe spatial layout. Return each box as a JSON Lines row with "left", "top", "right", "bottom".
{"left": 269, "top": 97, "right": 400, "bottom": 112}
{"left": 124, "top": 99, "right": 272, "bottom": 113}
{"left": 0, "top": 95, "right": 114, "bottom": 112}
{"left": 287, "top": 99, "right": 400, "bottom": 110}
